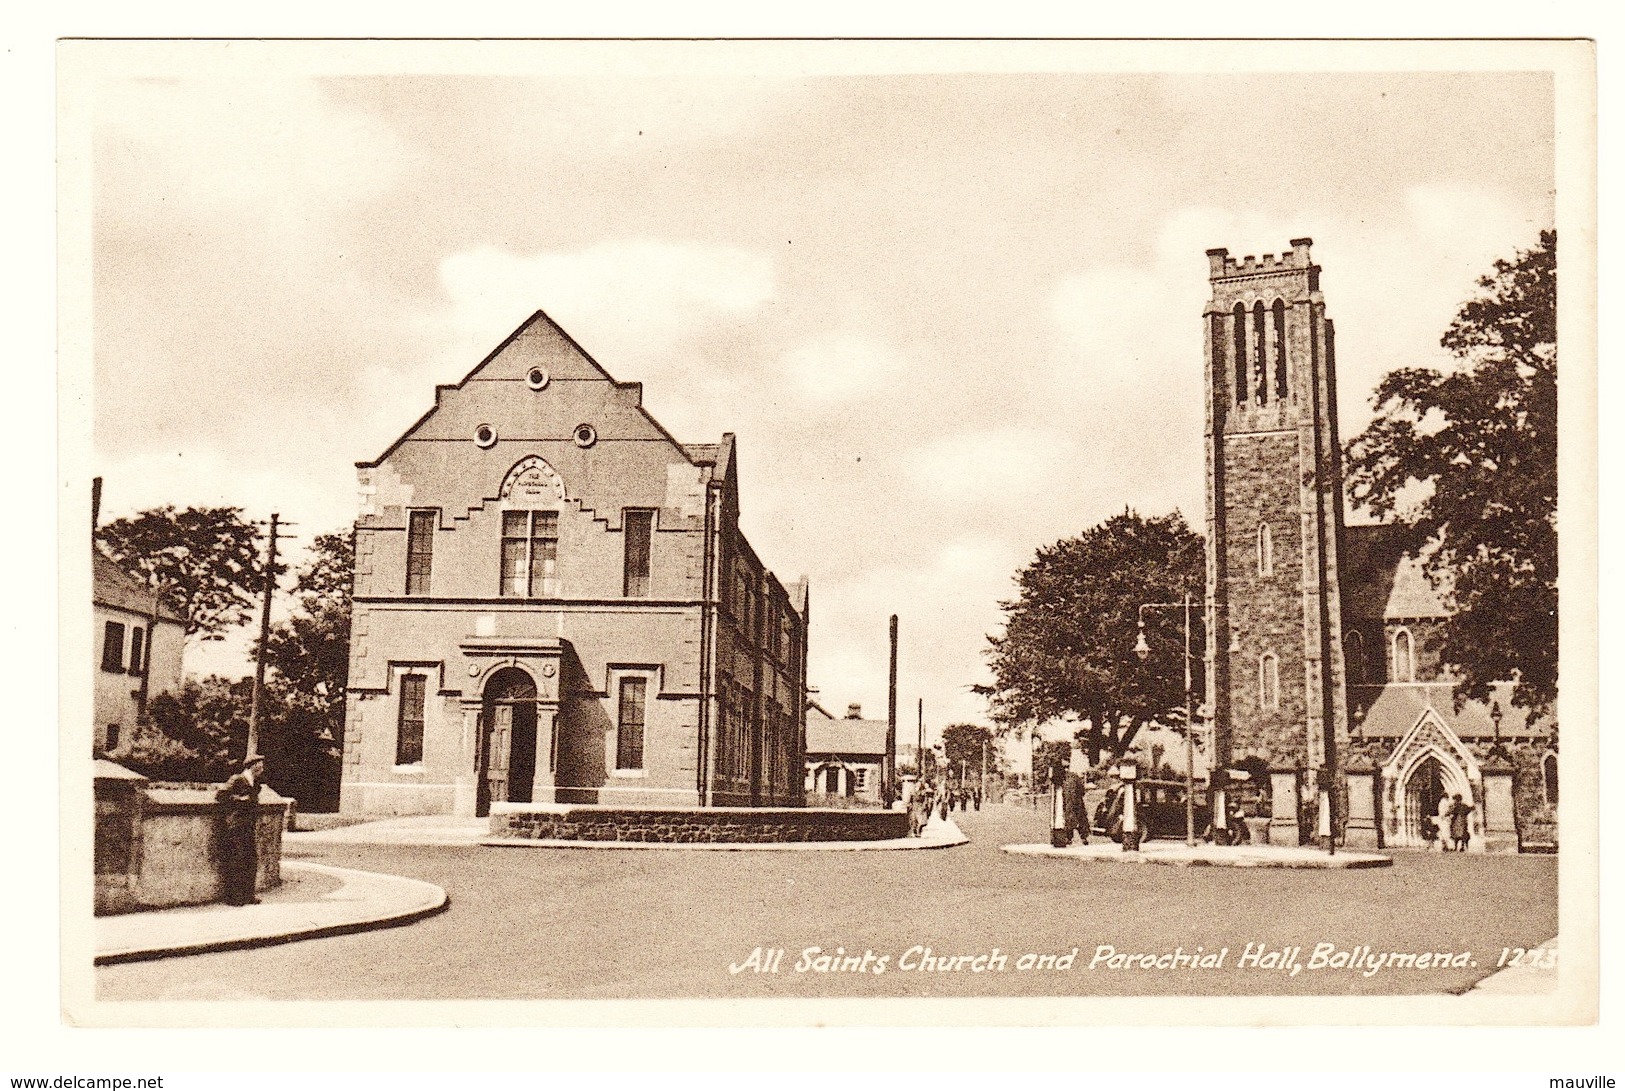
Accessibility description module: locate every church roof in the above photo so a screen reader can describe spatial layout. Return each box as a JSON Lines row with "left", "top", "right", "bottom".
{"left": 1340, "top": 523, "right": 1449, "bottom": 620}
{"left": 1352, "top": 680, "right": 1550, "bottom": 740}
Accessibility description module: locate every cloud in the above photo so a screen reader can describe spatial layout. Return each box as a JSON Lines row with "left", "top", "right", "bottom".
{"left": 778, "top": 333, "right": 906, "bottom": 403}
{"left": 905, "top": 428, "right": 1079, "bottom": 506}
{"left": 432, "top": 239, "right": 777, "bottom": 377}
{"left": 95, "top": 77, "right": 409, "bottom": 223}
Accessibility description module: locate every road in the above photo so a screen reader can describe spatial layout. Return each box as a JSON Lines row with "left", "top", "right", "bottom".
{"left": 96, "top": 802, "right": 1558, "bottom": 1002}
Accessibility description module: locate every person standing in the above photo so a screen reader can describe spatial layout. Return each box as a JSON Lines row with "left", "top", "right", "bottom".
{"left": 1435, "top": 794, "right": 1454, "bottom": 852}
{"left": 217, "top": 754, "right": 265, "bottom": 906}
{"left": 1448, "top": 793, "right": 1474, "bottom": 853}
{"left": 1062, "top": 771, "right": 1090, "bottom": 845}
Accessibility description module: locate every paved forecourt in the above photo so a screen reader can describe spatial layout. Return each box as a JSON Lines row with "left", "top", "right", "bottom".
{"left": 96, "top": 801, "right": 1558, "bottom": 1002}
{"left": 1003, "top": 840, "right": 1393, "bottom": 868}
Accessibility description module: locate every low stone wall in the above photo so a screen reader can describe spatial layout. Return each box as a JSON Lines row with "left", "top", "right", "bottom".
{"left": 490, "top": 803, "right": 909, "bottom": 844}
{"left": 95, "top": 763, "right": 290, "bottom": 916}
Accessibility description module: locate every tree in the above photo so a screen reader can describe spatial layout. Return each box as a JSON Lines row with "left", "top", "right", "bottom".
{"left": 97, "top": 506, "right": 267, "bottom": 640}
{"left": 138, "top": 675, "right": 255, "bottom": 781}
{"left": 977, "top": 510, "right": 1205, "bottom": 764}
{"left": 259, "top": 531, "right": 353, "bottom": 810}
{"left": 1344, "top": 230, "right": 1557, "bottom": 715}
{"left": 941, "top": 723, "right": 993, "bottom": 781}
{"left": 1031, "top": 739, "right": 1072, "bottom": 791}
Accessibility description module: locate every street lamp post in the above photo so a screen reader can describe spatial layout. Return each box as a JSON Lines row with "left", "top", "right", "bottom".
{"left": 1135, "top": 593, "right": 1198, "bottom": 846}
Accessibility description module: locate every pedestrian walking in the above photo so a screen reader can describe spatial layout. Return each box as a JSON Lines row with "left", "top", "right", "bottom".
{"left": 1435, "top": 794, "right": 1454, "bottom": 852}
{"left": 217, "top": 753, "right": 265, "bottom": 906}
{"left": 1062, "top": 771, "right": 1089, "bottom": 845}
{"left": 973, "top": 787, "right": 983, "bottom": 811}
{"left": 1448, "top": 793, "right": 1474, "bottom": 852}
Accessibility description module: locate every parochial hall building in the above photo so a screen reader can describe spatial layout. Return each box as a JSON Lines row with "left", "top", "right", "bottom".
{"left": 339, "top": 312, "right": 809, "bottom": 817}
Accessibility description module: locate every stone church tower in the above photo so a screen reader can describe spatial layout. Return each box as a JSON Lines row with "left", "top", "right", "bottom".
{"left": 1202, "top": 238, "right": 1351, "bottom": 841}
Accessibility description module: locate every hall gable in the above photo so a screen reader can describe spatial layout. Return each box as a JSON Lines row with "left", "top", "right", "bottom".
{"left": 356, "top": 310, "right": 708, "bottom": 526}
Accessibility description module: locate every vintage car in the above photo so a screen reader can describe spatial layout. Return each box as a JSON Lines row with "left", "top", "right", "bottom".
{"left": 1091, "top": 778, "right": 1250, "bottom": 844}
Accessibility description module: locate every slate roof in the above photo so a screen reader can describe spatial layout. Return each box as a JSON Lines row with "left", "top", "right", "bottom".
{"left": 1352, "top": 680, "right": 1550, "bottom": 740}
{"left": 805, "top": 707, "right": 889, "bottom": 758}
{"left": 1340, "top": 523, "right": 1450, "bottom": 620}
{"left": 93, "top": 551, "right": 183, "bottom": 623}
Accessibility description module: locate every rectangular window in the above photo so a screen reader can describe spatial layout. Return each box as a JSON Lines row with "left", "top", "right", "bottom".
{"left": 396, "top": 674, "right": 426, "bottom": 765}
{"left": 622, "top": 509, "right": 654, "bottom": 598}
{"left": 104, "top": 724, "right": 121, "bottom": 752}
{"left": 500, "top": 510, "right": 559, "bottom": 597}
{"left": 127, "top": 625, "right": 146, "bottom": 676}
{"left": 529, "top": 511, "right": 558, "bottom": 597}
{"left": 616, "top": 677, "right": 647, "bottom": 771}
{"left": 101, "top": 621, "right": 126, "bottom": 673}
{"left": 406, "top": 509, "right": 436, "bottom": 595}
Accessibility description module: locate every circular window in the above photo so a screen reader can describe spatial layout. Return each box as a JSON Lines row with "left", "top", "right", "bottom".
{"left": 573, "top": 423, "right": 597, "bottom": 449}
{"left": 526, "top": 367, "right": 550, "bottom": 391}
{"left": 474, "top": 424, "right": 498, "bottom": 448}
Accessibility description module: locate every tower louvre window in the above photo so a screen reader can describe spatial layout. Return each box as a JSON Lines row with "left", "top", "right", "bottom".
{"left": 1232, "top": 303, "right": 1247, "bottom": 405}
{"left": 1272, "top": 299, "right": 1288, "bottom": 398}
{"left": 1256, "top": 522, "right": 1274, "bottom": 577}
{"left": 1252, "top": 300, "right": 1268, "bottom": 406}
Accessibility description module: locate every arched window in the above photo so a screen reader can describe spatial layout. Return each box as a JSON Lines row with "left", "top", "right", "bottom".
{"left": 1232, "top": 303, "right": 1247, "bottom": 406}
{"left": 1344, "top": 629, "right": 1366, "bottom": 685}
{"left": 1542, "top": 752, "right": 1558, "bottom": 805}
{"left": 1256, "top": 522, "right": 1273, "bottom": 576}
{"left": 1252, "top": 300, "right": 1268, "bottom": 405}
{"left": 1259, "top": 652, "right": 1280, "bottom": 711}
{"left": 1391, "top": 627, "right": 1415, "bottom": 683}
{"left": 1272, "top": 298, "right": 1288, "bottom": 398}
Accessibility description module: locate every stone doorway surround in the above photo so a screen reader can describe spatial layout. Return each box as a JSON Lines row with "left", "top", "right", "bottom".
{"left": 1380, "top": 707, "right": 1482, "bottom": 852}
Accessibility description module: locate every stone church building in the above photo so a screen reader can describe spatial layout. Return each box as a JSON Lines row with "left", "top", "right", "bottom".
{"left": 1202, "top": 239, "right": 1556, "bottom": 852}
{"left": 340, "top": 312, "right": 809, "bottom": 817}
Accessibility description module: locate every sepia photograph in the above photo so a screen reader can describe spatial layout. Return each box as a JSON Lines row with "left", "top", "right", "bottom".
{"left": 55, "top": 38, "right": 1596, "bottom": 1036}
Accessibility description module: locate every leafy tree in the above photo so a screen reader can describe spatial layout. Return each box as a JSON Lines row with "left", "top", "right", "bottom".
{"left": 977, "top": 510, "right": 1205, "bottom": 764}
{"left": 97, "top": 506, "right": 268, "bottom": 640}
{"left": 259, "top": 531, "right": 353, "bottom": 810}
{"left": 1345, "top": 230, "right": 1557, "bottom": 714}
{"left": 941, "top": 723, "right": 993, "bottom": 781}
{"left": 1031, "top": 739, "right": 1072, "bottom": 791}
{"left": 138, "top": 675, "right": 255, "bottom": 781}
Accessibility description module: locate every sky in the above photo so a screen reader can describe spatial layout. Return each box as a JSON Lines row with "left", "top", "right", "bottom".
{"left": 81, "top": 44, "right": 1558, "bottom": 743}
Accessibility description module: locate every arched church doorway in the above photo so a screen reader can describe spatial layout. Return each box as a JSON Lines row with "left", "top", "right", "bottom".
{"left": 479, "top": 667, "right": 538, "bottom": 816}
{"left": 1404, "top": 755, "right": 1449, "bottom": 844}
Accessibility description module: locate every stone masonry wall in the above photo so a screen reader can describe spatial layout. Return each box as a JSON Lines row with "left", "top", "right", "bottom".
{"left": 491, "top": 805, "right": 908, "bottom": 843}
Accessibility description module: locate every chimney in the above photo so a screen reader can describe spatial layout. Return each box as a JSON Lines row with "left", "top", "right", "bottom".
{"left": 846, "top": 703, "right": 862, "bottom": 720}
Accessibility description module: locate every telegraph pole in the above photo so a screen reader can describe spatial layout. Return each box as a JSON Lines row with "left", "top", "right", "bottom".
{"left": 885, "top": 614, "right": 898, "bottom": 805}
{"left": 917, "top": 698, "right": 924, "bottom": 782}
{"left": 246, "top": 513, "right": 284, "bottom": 760}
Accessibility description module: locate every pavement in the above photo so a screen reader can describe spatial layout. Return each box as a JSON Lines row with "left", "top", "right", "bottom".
{"left": 95, "top": 805, "right": 1555, "bottom": 997}
{"left": 1002, "top": 839, "right": 1394, "bottom": 869}
{"left": 94, "top": 860, "right": 449, "bottom": 965}
{"left": 99, "top": 811, "right": 965, "bottom": 963}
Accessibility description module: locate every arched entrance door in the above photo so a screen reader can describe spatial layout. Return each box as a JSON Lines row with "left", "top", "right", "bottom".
{"left": 479, "top": 667, "right": 537, "bottom": 816}
{"left": 1404, "top": 755, "right": 1448, "bottom": 844}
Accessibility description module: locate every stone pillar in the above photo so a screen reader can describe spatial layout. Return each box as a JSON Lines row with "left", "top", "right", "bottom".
{"left": 531, "top": 705, "right": 559, "bottom": 803}
{"left": 1269, "top": 769, "right": 1302, "bottom": 846}
{"left": 1343, "top": 768, "right": 1380, "bottom": 849}
{"left": 452, "top": 703, "right": 481, "bottom": 817}
{"left": 1481, "top": 761, "right": 1517, "bottom": 854}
